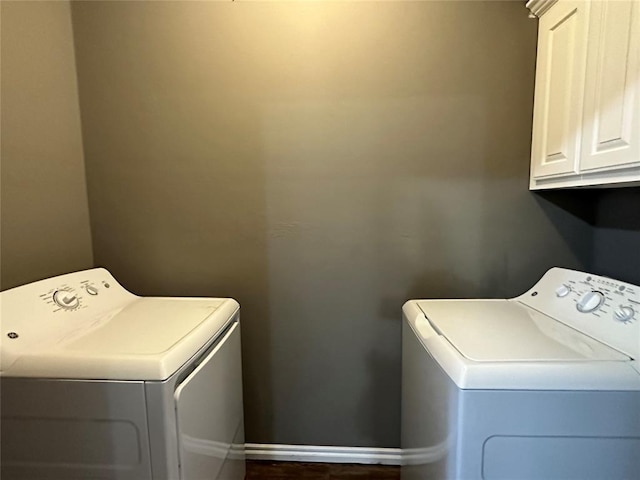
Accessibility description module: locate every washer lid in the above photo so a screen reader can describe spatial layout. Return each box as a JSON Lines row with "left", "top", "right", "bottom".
{"left": 417, "top": 300, "right": 629, "bottom": 362}
{"left": 3, "top": 297, "right": 239, "bottom": 381}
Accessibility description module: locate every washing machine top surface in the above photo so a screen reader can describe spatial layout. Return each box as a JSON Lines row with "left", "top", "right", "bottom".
{"left": 404, "top": 268, "right": 640, "bottom": 390}
{"left": 417, "top": 300, "right": 629, "bottom": 363}
{"left": 0, "top": 268, "right": 239, "bottom": 381}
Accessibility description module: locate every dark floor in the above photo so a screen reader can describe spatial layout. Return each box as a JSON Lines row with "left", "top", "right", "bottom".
{"left": 245, "top": 460, "right": 401, "bottom": 479}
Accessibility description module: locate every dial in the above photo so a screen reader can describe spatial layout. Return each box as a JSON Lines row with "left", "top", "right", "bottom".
{"left": 614, "top": 306, "right": 635, "bottom": 323}
{"left": 85, "top": 285, "right": 99, "bottom": 296}
{"left": 555, "top": 285, "right": 572, "bottom": 298}
{"left": 53, "top": 289, "right": 80, "bottom": 310}
{"left": 576, "top": 290, "right": 605, "bottom": 313}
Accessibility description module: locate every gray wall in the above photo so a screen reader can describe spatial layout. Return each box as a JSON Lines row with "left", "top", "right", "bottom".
{"left": 0, "top": 1, "right": 93, "bottom": 290}
{"left": 592, "top": 188, "right": 640, "bottom": 286}
{"left": 69, "top": 1, "right": 592, "bottom": 447}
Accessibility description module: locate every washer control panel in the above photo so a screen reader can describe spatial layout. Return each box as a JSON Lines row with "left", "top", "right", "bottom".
{"left": 551, "top": 273, "right": 638, "bottom": 323}
{"left": 518, "top": 268, "right": 639, "bottom": 359}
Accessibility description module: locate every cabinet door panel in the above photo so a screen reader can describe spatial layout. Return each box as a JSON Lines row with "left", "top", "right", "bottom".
{"left": 580, "top": 0, "right": 640, "bottom": 172}
{"left": 531, "top": 1, "right": 589, "bottom": 179}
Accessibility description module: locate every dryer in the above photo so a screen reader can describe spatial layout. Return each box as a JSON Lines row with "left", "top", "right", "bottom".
{"left": 401, "top": 267, "right": 640, "bottom": 480}
{"left": 0, "top": 268, "right": 245, "bottom": 480}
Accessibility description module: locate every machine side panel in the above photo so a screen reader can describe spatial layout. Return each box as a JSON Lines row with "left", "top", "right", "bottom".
{"left": 0, "top": 378, "right": 152, "bottom": 480}
{"left": 401, "top": 318, "right": 459, "bottom": 480}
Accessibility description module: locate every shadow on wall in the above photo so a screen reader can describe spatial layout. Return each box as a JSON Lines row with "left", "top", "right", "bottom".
{"left": 531, "top": 188, "right": 597, "bottom": 274}
{"left": 403, "top": 272, "right": 478, "bottom": 302}
{"left": 355, "top": 345, "right": 401, "bottom": 447}
{"left": 533, "top": 189, "right": 598, "bottom": 225}
{"left": 594, "top": 187, "right": 640, "bottom": 230}
{"left": 532, "top": 186, "right": 640, "bottom": 286}
{"left": 591, "top": 187, "right": 640, "bottom": 285}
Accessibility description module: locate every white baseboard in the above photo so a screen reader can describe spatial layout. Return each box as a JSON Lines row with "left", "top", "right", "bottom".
{"left": 244, "top": 443, "right": 402, "bottom": 465}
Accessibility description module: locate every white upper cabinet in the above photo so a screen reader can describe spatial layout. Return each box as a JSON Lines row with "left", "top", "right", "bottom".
{"left": 580, "top": 0, "right": 640, "bottom": 172}
{"left": 528, "top": 0, "right": 640, "bottom": 189}
{"left": 531, "top": 0, "right": 590, "bottom": 180}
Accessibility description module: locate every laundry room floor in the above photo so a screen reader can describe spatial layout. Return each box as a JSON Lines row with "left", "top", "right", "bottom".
{"left": 245, "top": 460, "right": 400, "bottom": 479}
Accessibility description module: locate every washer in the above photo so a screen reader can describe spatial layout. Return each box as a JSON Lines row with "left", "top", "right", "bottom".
{"left": 0, "top": 268, "right": 245, "bottom": 480}
{"left": 401, "top": 267, "right": 640, "bottom": 480}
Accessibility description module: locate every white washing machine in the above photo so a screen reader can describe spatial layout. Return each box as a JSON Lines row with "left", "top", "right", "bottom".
{"left": 401, "top": 267, "right": 640, "bottom": 480}
{"left": 0, "top": 268, "right": 245, "bottom": 480}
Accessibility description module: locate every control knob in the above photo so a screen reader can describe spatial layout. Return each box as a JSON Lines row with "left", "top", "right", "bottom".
{"left": 614, "top": 306, "right": 635, "bottom": 323}
{"left": 576, "top": 291, "right": 605, "bottom": 313}
{"left": 85, "top": 285, "right": 99, "bottom": 296}
{"left": 53, "top": 290, "right": 80, "bottom": 310}
{"left": 555, "top": 285, "right": 572, "bottom": 298}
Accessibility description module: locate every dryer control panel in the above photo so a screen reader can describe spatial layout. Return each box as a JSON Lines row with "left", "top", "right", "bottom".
{"left": 0, "top": 269, "right": 137, "bottom": 372}
{"left": 516, "top": 268, "right": 639, "bottom": 360}
{"left": 36, "top": 272, "right": 127, "bottom": 314}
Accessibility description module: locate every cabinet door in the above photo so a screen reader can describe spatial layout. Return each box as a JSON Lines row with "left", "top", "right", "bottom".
{"left": 531, "top": 0, "right": 590, "bottom": 179}
{"left": 580, "top": 0, "right": 640, "bottom": 173}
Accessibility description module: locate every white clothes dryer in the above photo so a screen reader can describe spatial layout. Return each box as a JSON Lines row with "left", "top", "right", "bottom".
{"left": 0, "top": 268, "right": 245, "bottom": 480}
{"left": 401, "top": 267, "right": 640, "bottom": 480}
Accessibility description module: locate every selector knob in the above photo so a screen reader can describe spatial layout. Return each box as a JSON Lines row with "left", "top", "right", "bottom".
{"left": 614, "top": 306, "right": 635, "bottom": 323}
{"left": 85, "top": 285, "right": 99, "bottom": 296}
{"left": 53, "top": 290, "right": 80, "bottom": 310}
{"left": 576, "top": 291, "right": 605, "bottom": 313}
{"left": 555, "top": 285, "right": 572, "bottom": 297}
